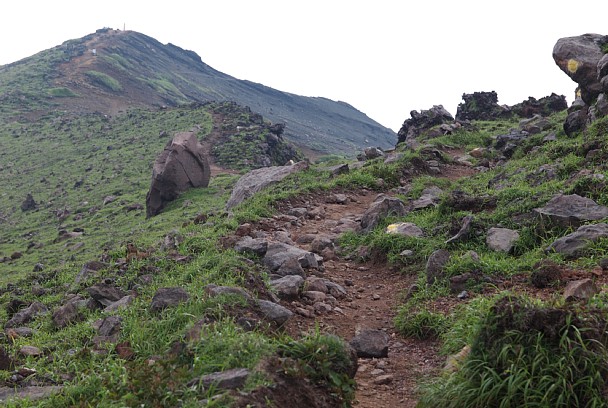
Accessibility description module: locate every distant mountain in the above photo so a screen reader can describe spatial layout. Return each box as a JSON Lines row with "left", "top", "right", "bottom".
{"left": 0, "top": 28, "right": 395, "bottom": 155}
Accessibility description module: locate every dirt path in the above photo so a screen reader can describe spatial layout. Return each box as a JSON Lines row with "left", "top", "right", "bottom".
{"left": 274, "top": 190, "right": 445, "bottom": 407}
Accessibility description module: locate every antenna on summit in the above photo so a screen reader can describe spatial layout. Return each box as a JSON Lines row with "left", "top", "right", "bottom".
{"left": 123, "top": 23, "right": 125, "bottom": 31}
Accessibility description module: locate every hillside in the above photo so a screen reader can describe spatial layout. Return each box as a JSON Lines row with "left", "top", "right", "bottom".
{"left": 2, "top": 31, "right": 608, "bottom": 408}
{"left": 0, "top": 28, "right": 395, "bottom": 155}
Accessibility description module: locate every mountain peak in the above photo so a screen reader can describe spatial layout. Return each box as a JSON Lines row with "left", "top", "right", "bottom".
{"left": 0, "top": 29, "right": 395, "bottom": 155}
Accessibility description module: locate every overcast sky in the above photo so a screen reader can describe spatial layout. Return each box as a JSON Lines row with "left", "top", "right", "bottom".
{"left": 1, "top": 1, "right": 606, "bottom": 131}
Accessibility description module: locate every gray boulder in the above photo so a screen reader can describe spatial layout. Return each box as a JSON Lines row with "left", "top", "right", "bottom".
{"left": 363, "top": 147, "right": 384, "bottom": 160}
{"left": 546, "top": 223, "right": 608, "bottom": 258}
{"left": 150, "top": 287, "right": 189, "bottom": 312}
{"left": 397, "top": 105, "right": 454, "bottom": 144}
{"left": 234, "top": 236, "right": 268, "bottom": 257}
{"left": 5, "top": 302, "right": 48, "bottom": 329}
{"left": 519, "top": 114, "right": 551, "bottom": 134}
{"left": 146, "top": 132, "right": 210, "bottom": 217}
{"left": 52, "top": 303, "right": 82, "bottom": 328}
{"left": 350, "top": 329, "right": 389, "bottom": 358}
{"left": 187, "top": 368, "right": 250, "bottom": 390}
{"left": 226, "top": 162, "right": 309, "bottom": 210}
{"left": 275, "top": 257, "right": 306, "bottom": 277}
{"left": 553, "top": 34, "right": 606, "bottom": 104}
{"left": 534, "top": 194, "right": 608, "bottom": 228}
{"left": 270, "top": 275, "right": 304, "bottom": 299}
{"left": 563, "top": 279, "right": 599, "bottom": 301}
{"left": 74, "top": 261, "right": 109, "bottom": 285}
{"left": 360, "top": 195, "right": 408, "bottom": 233}
{"left": 486, "top": 228, "right": 520, "bottom": 253}
{"left": 263, "top": 242, "right": 316, "bottom": 272}
{"left": 257, "top": 300, "right": 293, "bottom": 325}
{"left": 204, "top": 284, "right": 252, "bottom": 301}
{"left": 412, "top": 186, "right": 444, "bottom": 210}
{"left": 385, "top": 222, "right": 423, "bottom": 237}
{"left": 87, "top": 283, "right": 126, "bottom": 307}
{"left": 426, "top": 249, "right": 451, "bottom": 285}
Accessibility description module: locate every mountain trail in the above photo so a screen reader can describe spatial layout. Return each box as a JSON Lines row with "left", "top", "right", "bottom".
{"left": 261, "top": 151, "right": 479, "bottom": 406}
{"left": 271, "top": 189, "right": 441, "bottom": 407}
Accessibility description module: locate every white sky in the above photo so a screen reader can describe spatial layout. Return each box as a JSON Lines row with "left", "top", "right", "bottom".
{"left": 0, "top": 1, "right": 606, "bottom": 131}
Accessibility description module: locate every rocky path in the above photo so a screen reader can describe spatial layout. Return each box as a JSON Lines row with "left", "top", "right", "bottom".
{"left": 269, "top": 190, "right": 445, "bottom": 407}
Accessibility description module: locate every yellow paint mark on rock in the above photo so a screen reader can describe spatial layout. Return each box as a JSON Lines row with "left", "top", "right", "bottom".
{"left": 567, "top": 59, "right": 579, "bottom": 73}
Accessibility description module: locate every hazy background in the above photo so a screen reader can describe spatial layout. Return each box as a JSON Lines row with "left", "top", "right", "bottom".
{"left": 1, "top": 0, "right": 606, "bottom": 131}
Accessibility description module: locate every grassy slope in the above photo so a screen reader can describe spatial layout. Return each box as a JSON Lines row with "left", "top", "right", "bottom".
{"left": 2, "top": 103, "right": 608, "bottom": 405}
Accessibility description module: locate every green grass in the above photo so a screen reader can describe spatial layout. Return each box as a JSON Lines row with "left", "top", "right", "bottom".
{"left": 85, "top": 70, "right": 123, "bottom": 92}
{"left": 418, "top": 296, "right": 608, "bottom": 407}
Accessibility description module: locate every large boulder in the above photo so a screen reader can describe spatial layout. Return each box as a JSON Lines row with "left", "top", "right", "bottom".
{"left": 455, "top": 91, "right": 509, "bottom": 121}
{"left": 146, "top": 132, "right": 210, "bottom": 217}
{"left": 397, "top": 105, "right": 454, "bottom": 144}
{"left": 360, "top": 195, "right": 408, "bottom": 233}
{"left": 546, "top": 223, "right": 608, "bottom": 258}
{"left": 509, "top": 94, "right": 568, "bottom": 118}
{"left": 534, "top": 194, "right": 608, "bottom": 228}
{"left": 553, "top": 34, "right": 607, "bottom": 104}
{"left": 225, "top": 162, "right": 309, "bottom": 210}
{"left": 553, "top": 34, "right": 608, "bottom": 136}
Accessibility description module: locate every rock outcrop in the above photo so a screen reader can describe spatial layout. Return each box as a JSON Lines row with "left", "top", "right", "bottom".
{"left": 397, "top": 105, "right": 454, "bottom": 144}
{"left": 456, "top": 91, "right": 567, "bottom": 121}
{"left": 456, "top": 91, "right": 509, "bottom": 121}
{"left": 225, "top": 161, "right": 308, "bottom": 210}
{"left": 146, "top": 131, "right": 210, "bottom": 217}
{"left": 553, "top": 33, "right": 608, "bottom": 135}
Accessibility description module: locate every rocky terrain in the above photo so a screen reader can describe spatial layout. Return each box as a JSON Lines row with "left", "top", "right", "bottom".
{"left": 1, "top": 32, "right": 608, "bottom": 408}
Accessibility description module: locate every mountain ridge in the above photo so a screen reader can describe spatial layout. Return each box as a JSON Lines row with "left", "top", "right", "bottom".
{"left": 0, "top": 28, "right": 396, "bottom": 155}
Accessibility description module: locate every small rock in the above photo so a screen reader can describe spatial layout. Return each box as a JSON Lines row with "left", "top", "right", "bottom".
{"left": 150, "top": 287, "right": 189, "bottom": 312}
{"left": 314, "top": 302, "right": 333, "bottom": 314}
{"left": 302, "top": 291, "right": 327, "bottom": 303}
{"left": 385, "top": 222, "right": 423, "bottom": 237}
{"left": 563, "top": 279, "right": 599, "bottom": 301}
{"left": 310, "top": 236, "right": 334, "bottom": 254}
{"left": 457, "top": 291, "right": 469, "bottom": 300}
{"left": 486, "top": 227, "right": 520, "bottom": 253}
{"left": 187, "top": 368, "right": 250, "bottom": 390}
{"left": 19, "top": 346, "right": 42, "bottom": 357}
{"left": 103, "top": 295, "right": 134, "bottom": 313}
{"left": 258, "top": 300, "right": 293, "bottom": 325}
{"left": 426, "top": 249, "right": 451, "bottom": 285}
{"left": 204, "top": 285, "right": 251, "bottom": 301}
{"left": 5, "top": 302, "right": 48, "bottom": 329}
{"left": 52, "top": 303, "right": 82, "bottom": 328}
{"left": 234, "top": 236, "right": 268, "bottom": 257}
{"left": 327, "top": 194, "right": 348, "bottom": 205}
{"left": 350, "top": 329, "right": 389, "bottom": 358}
{"left": 373, "top": 375, "right": 394, "bottom": 385}
{"left": 270, "top": 275, "right": 304, "bottom": 299}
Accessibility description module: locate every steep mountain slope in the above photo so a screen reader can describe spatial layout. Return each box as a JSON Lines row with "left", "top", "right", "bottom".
{"left": 0, "top": 28, "right": 395, "bottom": 155}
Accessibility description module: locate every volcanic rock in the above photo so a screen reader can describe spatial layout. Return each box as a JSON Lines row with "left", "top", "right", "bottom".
{"left": 146, "top": 131, "right": 210, "bottom": 217}
{"left": 397, "top": 105, "right": 454, "bottom": 144}
{"left": 534, "top": 194, "right": 608, "bottom": 228}
{"left": 546, "top": 223, "right": 608, "bottom": 258}
{"left": 226, "top": 161, "right": 309, "bottom": 210}
{"left": 360, "top": 195, "right": 408, "bottom": 233}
